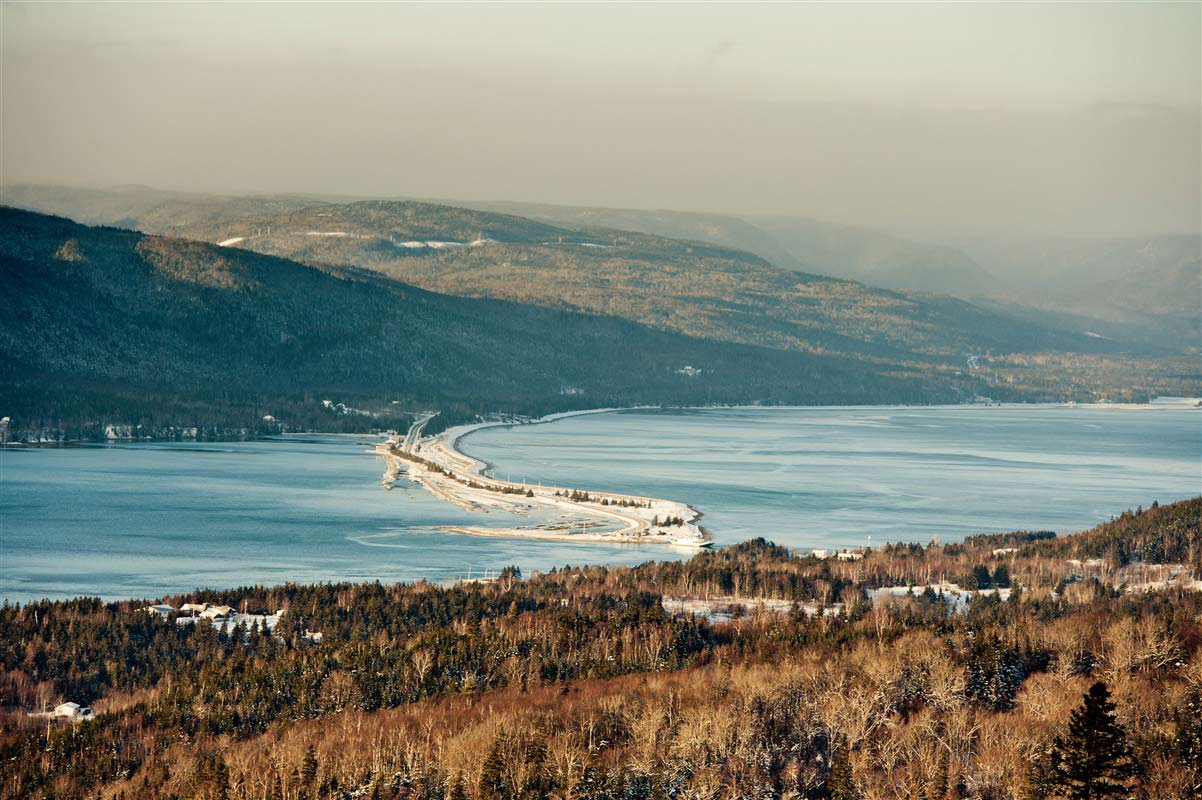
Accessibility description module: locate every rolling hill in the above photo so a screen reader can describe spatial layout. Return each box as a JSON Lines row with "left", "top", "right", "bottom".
{"left": 443, "top": 200, "right": 1000, "bottom": 296}
{"left": 162, "top": 200, "right": 1150, "bottom": 364}
{"left": 460, "top": 200, "right": 808, "bottom": 270}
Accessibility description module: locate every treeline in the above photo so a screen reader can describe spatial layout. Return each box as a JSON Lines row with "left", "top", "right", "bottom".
{"left": 1025, "top": 499, "right": 1201, "bottom": 568}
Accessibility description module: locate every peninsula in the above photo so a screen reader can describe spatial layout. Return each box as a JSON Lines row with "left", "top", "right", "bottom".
{"left": 376, "top": 413, "right": 712, "bottom": 548}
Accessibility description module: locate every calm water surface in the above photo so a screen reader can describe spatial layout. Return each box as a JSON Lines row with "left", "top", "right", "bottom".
{"left": 2, "top": 406, "right": 1198, "bottom": 603}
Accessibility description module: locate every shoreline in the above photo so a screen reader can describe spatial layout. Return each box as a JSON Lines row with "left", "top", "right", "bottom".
{"left": 7, "top": 397, "right": 1197, "bottom": 448}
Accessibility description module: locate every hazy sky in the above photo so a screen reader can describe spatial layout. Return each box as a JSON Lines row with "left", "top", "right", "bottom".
{"left": 3, "top": 2, "right": 1199, "bottom": 237}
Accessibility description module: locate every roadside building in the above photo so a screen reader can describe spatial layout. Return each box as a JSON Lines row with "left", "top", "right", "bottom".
{"left": 53, "top": 702, "right": 95, "bottom": 721}
{"left": 143, "top": 604, "right": 175, "bottom": 620}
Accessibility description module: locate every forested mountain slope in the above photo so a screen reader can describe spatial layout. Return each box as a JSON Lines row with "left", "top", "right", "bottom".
{"left": 322, "top": 197, "right": 1001, "bottom": 297}
{"left": 408, "top": 200, "right": 1199, "bottom": 347}
{"left": 0, "top": 208, "right": 973, "bottom": 439}
{"left": 168, "top": 201, "right": 1136, "bottom": 363}
{"left": 4, "top": 184, "right": 1157, "bottom": 361}
{"left": 7, "top": 186, "right": 1196, "bottom": 404}
{"left": 9, "top": 184, "right": 1193, "bottom": 347}
{"left": 460, "top": 199, "right": 808, "bottom": 269}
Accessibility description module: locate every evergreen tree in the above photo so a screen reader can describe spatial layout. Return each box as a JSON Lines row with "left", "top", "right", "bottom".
{"left": 827, "top": 738, "right": 856, "bottom": 800}
{"left": 1020, "top": 745, "right": 1054, "bottom": 800}
{"left": 927, "top": 746, "right": 949, "bottom": 800}
{"left": 212, "top": 755, "right": 231, "bottom": 800}
{"left": 447, "top": 774, "right": 468, "bottom": 800}
{"left": 1049, "top": 682, "right": 1134, "bottom": 799}
{"left": 301, "top": 744, "right": 319, "bottom": 786}
{"left": 479, "top": 727, "right": 508, "bottom": 799}
{"left": 1174, "top": 687, "right": 1202, "bottom": 795}
{"left": 523, "top": 729, "right": 548, "bottom": 794}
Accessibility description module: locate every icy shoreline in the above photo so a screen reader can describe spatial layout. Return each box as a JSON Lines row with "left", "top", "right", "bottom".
{"left": 375, "top": 409, "right": 711, "bottom": 549}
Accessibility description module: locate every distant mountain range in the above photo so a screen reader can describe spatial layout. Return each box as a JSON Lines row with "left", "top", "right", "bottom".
{"left": 964, "top": 235, "right": 1201, "bottom": 342}
{"left": 11, "top": 184, "right": 1192, "bottom": 349}
{"left": 13, "top": 191, "right": 1141, "bottom": 360}
{"left": 0, "top": 208, "right": 990, "bottom": 440}
{"left": 1, "top": 185, "right": 1197, "bottom": 439}
{"left": 461, "top": 199, "right": 1199, "bottom": 344}
{"left": 453, "top": 199, "right": 998, "bottom": 296}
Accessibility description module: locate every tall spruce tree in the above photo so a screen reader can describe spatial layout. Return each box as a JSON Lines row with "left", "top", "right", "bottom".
{"left": 447, "top": 774, "right": 468, "bottom": 800}
{"left": 300, "top": 744, "right": 319, "bottom": 788}
{"left": 1175, "top": 687, "right": 1202, "bottom": 796}
{"left": 479, "top": 727, "right": 509, "bottom": 799}
{"left": 827, "top": 737, "right": 857, "bottom": 800}
{"left": 1050, "top": 682, "right": 1135, "bottom": 799}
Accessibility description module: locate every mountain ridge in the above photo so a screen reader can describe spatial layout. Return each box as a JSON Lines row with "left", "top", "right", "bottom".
{"left": 0, "top": 207, "right": 989, "bottom": 440}
{"left": 9, "top": 183, "right": 1191, "bottom": 348}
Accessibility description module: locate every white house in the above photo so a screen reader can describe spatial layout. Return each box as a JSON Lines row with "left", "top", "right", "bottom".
{"left": 180, "top": 602, "right": 208, "bottom": 615}
{"left": 199, "top": 605, "right": 235, "bottom": 619}
{"left": 143, "top": 604, "right": 175, "bottom": 620}
{"left": 53, "top": 702, "right": 95, "bottom": 720}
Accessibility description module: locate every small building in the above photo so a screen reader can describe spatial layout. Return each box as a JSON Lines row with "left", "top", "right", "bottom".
{"left": 180, "top": 602, "right": 208, "bottom": 615}
{"left": 199, "top": 605, "right": 234, "bottom": 619}
{"left": 53, "top": 702, "right": 94, "bottom": 721}
{"left": 143, "top": 604, "right": 175, "bottom": 620}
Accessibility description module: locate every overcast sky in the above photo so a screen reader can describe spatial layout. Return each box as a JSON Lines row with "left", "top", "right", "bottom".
{"left": 2, "top": 2, "right": 1199, "bottom": 238}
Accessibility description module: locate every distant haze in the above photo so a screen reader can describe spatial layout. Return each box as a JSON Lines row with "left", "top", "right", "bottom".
{"left": 2, "top": 1, "right": 1199, "bottom": 238}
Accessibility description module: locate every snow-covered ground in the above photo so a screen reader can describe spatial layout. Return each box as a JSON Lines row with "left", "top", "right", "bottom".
{"left": 662, "top": 595, "right": 841, "bottom": 622}
{"left": 390, "top": 239, "right": 493, "bottom": 249}
{"left": 870, "top": 583, "right": 1012, "bottom": 613}
{"left": 176, "top": 610, "right": 283, "bottom": 635}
